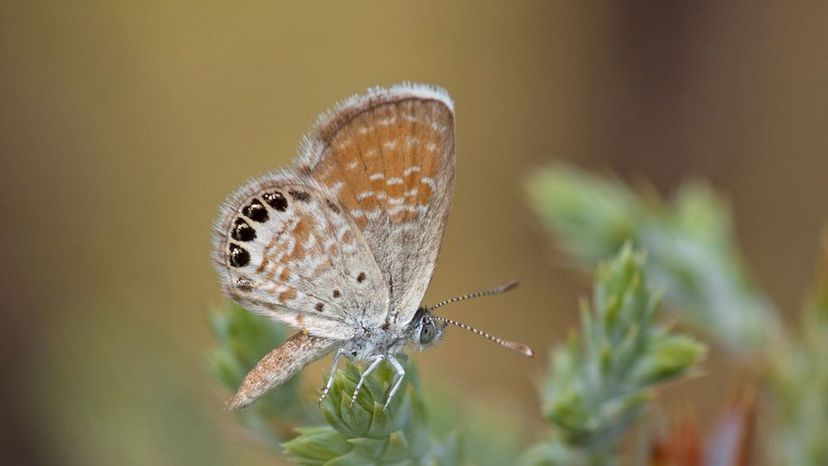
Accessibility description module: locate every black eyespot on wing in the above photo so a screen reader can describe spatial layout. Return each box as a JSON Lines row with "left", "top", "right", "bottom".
{"left": 315, "top": 302, "right": 324, "bottom": 312}
{"left": 231, "top": 218, "right": 256, "bottom": 241}
{"left": 332, "top": 289, "right": 341, "bottom": 298}
{"left": 288, "top": 189, "right": 311, "bottom": 202}
{"left": 228, "top": 243, "right": 250, "bottom": 267}
{"left": 356, "top": 272, "right": 366, "bottom": 283}
{"left": 262, "top": 191, "right": 288, "bottom": 211}
{"left": 242, "top": 199, "right": 268, "bottom": 222}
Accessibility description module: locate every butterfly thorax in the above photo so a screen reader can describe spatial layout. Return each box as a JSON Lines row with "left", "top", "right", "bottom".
{"left": 341, "top": 307, "right": 446, "bottom": 360}
{"left": 342, "top": 327, "right": 409, "bottom": 360}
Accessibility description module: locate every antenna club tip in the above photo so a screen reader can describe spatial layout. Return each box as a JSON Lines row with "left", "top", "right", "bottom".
{"left": 504, "top": 341, "right": 535, "bottom": 358}
{"left": 500, "top": 279, "right": 520, "bottom": 293}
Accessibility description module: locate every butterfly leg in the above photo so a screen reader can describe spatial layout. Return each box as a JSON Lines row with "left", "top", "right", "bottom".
{"left": 349, "top": 354, "right": 385, "bottom": 407}
{"left": 383, "top": 355, "right": 406, "bottom": 411}
{"left": 318, "top": 348, "right": 348, "bottom": 406}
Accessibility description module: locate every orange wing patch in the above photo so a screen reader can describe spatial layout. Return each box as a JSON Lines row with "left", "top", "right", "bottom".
{"left": 310, "top": 98, "right": 452, "bottom": 227}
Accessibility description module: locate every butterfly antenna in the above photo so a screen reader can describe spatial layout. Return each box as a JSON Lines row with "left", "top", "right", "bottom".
{"left": 425, "top": 279, "right": 519, "bottom": 312}
{"left": 425, "top": 280, "right": 533, "bottom": 358}
{"left": 432, "top": 315, "right": 535, "bottom": 358}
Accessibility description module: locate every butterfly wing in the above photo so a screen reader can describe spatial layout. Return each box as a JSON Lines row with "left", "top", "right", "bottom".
{"left": 296, "top": 83, "right": 455, "bottom": 326}
{"left": 212, "top": 169, "right": 389, "bottom": 339}
{"left": 226, "top": 331, "right": 341, "bottom": 409}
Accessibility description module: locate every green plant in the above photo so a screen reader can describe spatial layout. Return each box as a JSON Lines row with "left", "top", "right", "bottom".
{"left": 526, "top": 165, "right": 780, "bottom": 356}
{"left": 522, "top": 246, "right": 705, "bottom": 466}
{"left": 284, "top": 363, "right": 460, "bottom": 465}
{"left": 527, "top": 164, "right": 828, "bottom": 466}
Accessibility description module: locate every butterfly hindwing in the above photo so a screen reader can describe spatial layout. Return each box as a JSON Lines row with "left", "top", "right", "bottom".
{"left": 213, "top": 170, "right": 388, "bottom": 339}
{"left": 226, "top": 332, "right": 341, "bottom": 410}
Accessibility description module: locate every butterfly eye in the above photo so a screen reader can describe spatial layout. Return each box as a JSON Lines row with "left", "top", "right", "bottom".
{"left": 419, "top": 320, "right": 436, "bottom": 345}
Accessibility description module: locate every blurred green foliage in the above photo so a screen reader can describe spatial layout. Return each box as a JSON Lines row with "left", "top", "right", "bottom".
{"left": 527, "top": 165, "right": 780, "bottom": 355}
{"left": 523, "top": 246, "right": 706, "bottom": 466}
{"left": 527, "top": 164, "right": 828, "bottom": 466}
{"left": 767, "top": 236, "right": 828, "bottom": 465}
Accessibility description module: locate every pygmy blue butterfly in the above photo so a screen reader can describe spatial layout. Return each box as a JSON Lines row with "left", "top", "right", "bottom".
{"left": 213, "top": 83, "right": 534, "bottom": 410}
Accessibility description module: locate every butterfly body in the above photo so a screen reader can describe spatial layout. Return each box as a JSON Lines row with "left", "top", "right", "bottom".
{"left": 342, "top": 305, "right": 445, "bottom": 358}
{"left": 342, "top": 322, "right": 408, "bottom": 359}
{"left": 214, "top": 83, "right": 455, "bottom": 409}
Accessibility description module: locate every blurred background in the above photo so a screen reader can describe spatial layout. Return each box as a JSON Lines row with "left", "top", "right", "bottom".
{"left": 2, "top": 2, "right": 828, "bottom": 465}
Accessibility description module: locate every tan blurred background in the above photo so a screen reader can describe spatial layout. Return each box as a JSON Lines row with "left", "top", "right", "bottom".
{"left": 2, "top": 2, "right": 828, "bottom": 465}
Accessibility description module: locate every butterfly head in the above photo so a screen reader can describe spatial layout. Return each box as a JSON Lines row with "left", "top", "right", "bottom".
{"left": 410, "top": 307, "right": 448, "bottom": 351}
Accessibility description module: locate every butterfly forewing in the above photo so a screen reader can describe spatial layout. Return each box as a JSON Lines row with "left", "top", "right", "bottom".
{"left": 298, "top": 84, "right": 456, "bottom": 325}
{"left": 213, "top": 170, "right": 388, "bottom": 339}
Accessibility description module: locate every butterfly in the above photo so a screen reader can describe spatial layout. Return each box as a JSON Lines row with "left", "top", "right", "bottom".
{"left": 213, "top": 83, "right": 533, "bottom": 411}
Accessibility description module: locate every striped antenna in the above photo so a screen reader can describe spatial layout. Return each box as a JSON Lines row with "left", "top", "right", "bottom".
{"left": 432, "top": 315, "right": 535, "bottom": 358}
{"left": 425, "top": 280, "right": 519, "bottom": 312}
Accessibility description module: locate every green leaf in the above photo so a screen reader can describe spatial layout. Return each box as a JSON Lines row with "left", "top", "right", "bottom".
{"left": 632, "top": 332, "right": 707, "bottom": 385}
{"left": 282, "top": 427, "right": 351, "bottom": 464}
